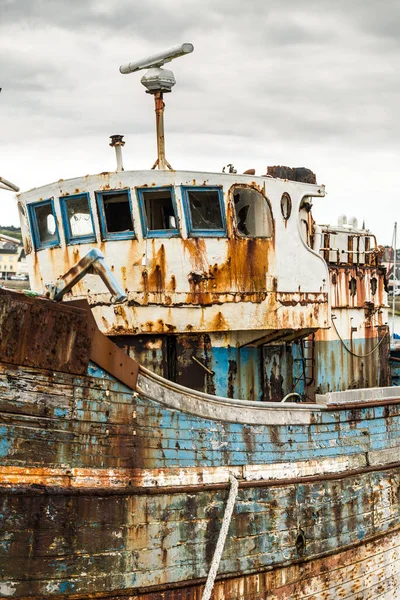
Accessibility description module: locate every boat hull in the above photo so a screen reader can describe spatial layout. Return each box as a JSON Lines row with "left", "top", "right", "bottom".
{"left": 1, "top": 359, "right": 400, "bottom": 598}
{"left": 2, "top": 468, "right": 400, "bottom": 598}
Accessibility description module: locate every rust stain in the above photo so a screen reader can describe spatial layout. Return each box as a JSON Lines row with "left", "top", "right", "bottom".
{"left": 211, "top": 311, "right": 229, "bottom": 331}
{"left": 181, "top": 238, "right": 208, "bottom": 272}
{"left": 183, "top": 237, "right": 271, "bottom": 306}
{"left": 147, "top": 243, "right": 166, "bottom": 300}
{"left": 167, "top": 275, "right": 176, "bottom": 292}
{"left": 121, "top": 266, "right": 127, "bottom": 287}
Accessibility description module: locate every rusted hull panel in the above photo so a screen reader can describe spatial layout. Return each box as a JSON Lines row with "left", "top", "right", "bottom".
{"left": 1, "top": 470, "right": 400, "bottom": 598}
{"left": 327, "top": 264, "right": 386, "bottom": 310}
{"left": 0, "top": 288, "right": 92, "bottom": 375}
{"left": 124, "top": 527, "right": 400, "bottom": 600}
{"left": 311, "top": 332, "right": 391, "bottom": 395}
{"left": 111, "top": 327, "right": 390, "bottom": 402}
{"left": 94, "top": 291, "right": 328, "bottom": 337}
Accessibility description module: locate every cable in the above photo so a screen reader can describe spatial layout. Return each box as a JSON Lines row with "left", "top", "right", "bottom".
{"left": 331, "top": 317, "right": 389, "bottom": 358}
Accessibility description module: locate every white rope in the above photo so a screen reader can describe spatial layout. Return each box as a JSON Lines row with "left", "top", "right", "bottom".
{"left": 201, "top": 475, "right": 239, "bottom": 600}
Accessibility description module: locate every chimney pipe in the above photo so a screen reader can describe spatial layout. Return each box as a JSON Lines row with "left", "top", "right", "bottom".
{"left": 109, "top": 135, "right": 125, "bottom": 171}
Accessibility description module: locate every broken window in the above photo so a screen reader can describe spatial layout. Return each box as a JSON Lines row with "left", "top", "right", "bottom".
{"left": 96, "top": 190, "right": 135, "bottom": 240}
{"left": 137, "top": 187, "right": 179, "bottom": 237}
{"left": 182, "top": 187, "right": 226, "bottom": 236}
{"left": 18, "top": 202, "right": 33, "bottom": 255}
{"left": 60, "top": 193, "right": 96, "bottom": 244}
{"left": 28, "top": 199, "right": 60, "bottom": 250}
{"left": 232, "top": 186, "right": 273, "bottom": 237}
{"left": 349, "top": 277, "right": 357, "bottom": 297}
{"left": 370, "top": 277, "right": 377, "bottom": 295}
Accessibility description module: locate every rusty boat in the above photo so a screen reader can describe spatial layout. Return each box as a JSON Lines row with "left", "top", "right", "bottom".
{"left": 0, "top": 44, "right": 398, "bottom": 600}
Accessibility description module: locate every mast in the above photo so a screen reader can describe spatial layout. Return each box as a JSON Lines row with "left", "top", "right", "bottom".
{"left": 392, "top": 222, "right": 397, "bottom": 341}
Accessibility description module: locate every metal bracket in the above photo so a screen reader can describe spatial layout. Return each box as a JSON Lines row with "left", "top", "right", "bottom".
{"left": 47, "top": 248, "right": 127, "bottom": 303}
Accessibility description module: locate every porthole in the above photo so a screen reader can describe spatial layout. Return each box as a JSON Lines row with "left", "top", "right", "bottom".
{"left": 280, "top": 192, "right": 292, "bottom": 220}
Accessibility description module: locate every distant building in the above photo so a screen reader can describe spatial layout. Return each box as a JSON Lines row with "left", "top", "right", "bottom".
{"left": 382, "top": 246, "right": 400, "bottom": 291}
{"left": 0, "top": 243, "right": 25, "bottom": 279}
{"left": 17, "top": 248, "right": 28, "bottom": 276}
{"left": 383, "top": 246, "right": 400, "bottom": 263}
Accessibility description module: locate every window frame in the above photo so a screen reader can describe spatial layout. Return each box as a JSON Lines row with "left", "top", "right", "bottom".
{"left": 136, "top": 185, "right": 180, "bottom": 238}
{"left": 28, "top": 198, "right": 60, "bottom": 251}
{"left": 181, "top": 185, "right": 227, "bottom": 237}
{"left": 95, "top": 188, "right": 136, "bottom": 241}
{"left": 60, "top": 192, "right": 96, "bottom": 245}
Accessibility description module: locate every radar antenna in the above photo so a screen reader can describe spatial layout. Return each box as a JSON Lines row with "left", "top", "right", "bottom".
{"left": 119, "top": 43, "right": 194, "bottom": 170}
{"left": 0, "top": 176, "right": 19, "bottom": 193}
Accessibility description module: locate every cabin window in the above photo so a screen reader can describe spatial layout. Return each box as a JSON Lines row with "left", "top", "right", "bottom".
{"left": 137, "top": 187, "right": 179, "bottom": 238}
{"left": 96, "top": 189, "right": 135, "bottom": 240}
{"left": 60, "top": 193, "right": 96, "bottom": 244}
{"left": 231, "top": 186, "right": 273, "bottom": 237}
{"left": 28, "top": 199, "right": 60, "bottom": 250}
{"left": 181, "top": 186, "right": 226, "bottom": 237}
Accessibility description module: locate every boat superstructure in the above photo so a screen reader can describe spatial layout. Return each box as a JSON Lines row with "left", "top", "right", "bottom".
{"left": 18, "top": 167, "right": 332, "bottom": 401}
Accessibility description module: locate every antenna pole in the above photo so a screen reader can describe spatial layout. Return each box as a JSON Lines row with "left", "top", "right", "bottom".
{"left": 119, "top": 43, "right": 193, "bottom": 171}
{"left": 151, "top": 92, "right": 172, "bottom": 170}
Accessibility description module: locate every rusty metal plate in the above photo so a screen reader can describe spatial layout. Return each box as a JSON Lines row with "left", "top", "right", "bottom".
{"left": 0, "top": 288, "right": 92, "bottom": 375}
{"left": 69, "top": 299, "right": 139, "bottom": 390}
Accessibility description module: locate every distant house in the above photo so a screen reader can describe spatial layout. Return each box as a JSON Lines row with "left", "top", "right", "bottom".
{"left": 0, "top": 243, "right": 24, "bottom": 279}
{"left": 17, "top": 248, "right": 28, "bottom": 276}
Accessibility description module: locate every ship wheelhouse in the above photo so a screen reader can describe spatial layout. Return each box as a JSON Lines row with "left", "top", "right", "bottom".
{"left": 17, "top": 168, "right": 330, "bottom": 402}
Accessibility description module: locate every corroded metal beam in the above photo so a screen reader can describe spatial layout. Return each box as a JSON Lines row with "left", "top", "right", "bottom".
{"left": 0, "top": 288, "right": 139, "bottom": 389}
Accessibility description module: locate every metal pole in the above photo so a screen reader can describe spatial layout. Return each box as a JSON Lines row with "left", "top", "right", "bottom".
{"left": 151, "top": 92, "right": 172, "bottom": 170}
{"left": 115, "top": 145, "right": 124, "bottom": 171}
{"left": 392, "top": 222, "right": 397, "bottom": 341}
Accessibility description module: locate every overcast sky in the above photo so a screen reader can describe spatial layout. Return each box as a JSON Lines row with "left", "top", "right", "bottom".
{"left": 1, "top": 0, "right": 399, "bottom": 245}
